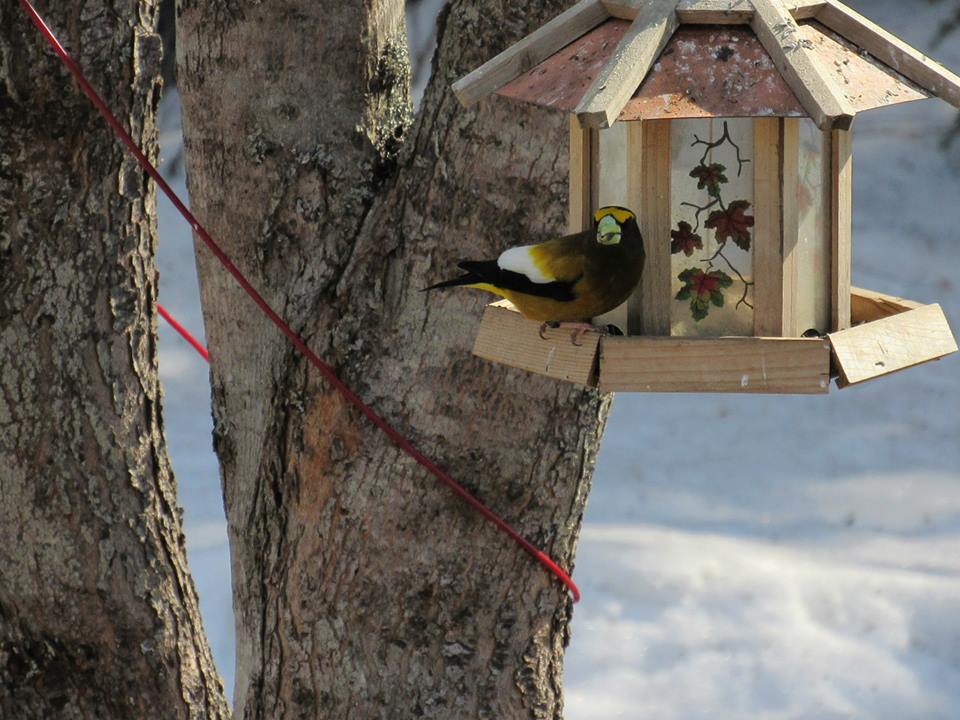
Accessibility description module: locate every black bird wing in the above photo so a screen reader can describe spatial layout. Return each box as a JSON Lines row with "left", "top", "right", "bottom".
{"left": 424, "top": 232, "right": 588, "bottom": 302}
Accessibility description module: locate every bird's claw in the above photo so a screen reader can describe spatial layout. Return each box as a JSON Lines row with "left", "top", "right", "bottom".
{"left": 540, "top": 321, "right": 606, "bottom": 346}
{"left": 539, "top": 321, "right": 559, "bottom": 340}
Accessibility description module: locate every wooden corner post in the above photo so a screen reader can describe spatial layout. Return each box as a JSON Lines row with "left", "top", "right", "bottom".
{"left": 638, "top": 120, "right": 672, "bottom": 336}
{"left": 569, "top": 115, "right": 596, "bottom": 234}
{"left": 752, "top": 117, "right": 784, "bottom": 336}
{"left": 831, "top": 127, "right": 852, "bottom": 331}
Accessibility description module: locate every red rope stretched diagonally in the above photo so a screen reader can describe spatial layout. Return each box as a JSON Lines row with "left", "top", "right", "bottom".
{"left": 20, "top": 0, "right": 580, "bottom": 602}
{"left": 157, "top": 303, "right": 210, "bottom": 362}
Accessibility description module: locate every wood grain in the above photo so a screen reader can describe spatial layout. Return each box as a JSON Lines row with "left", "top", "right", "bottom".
{"left": 780, "top": 118, "right": 801, "bottom": 336}
{"left": 831, "top": 127, "right": 852, "bottom": 331}
{"left": 599, "top": 335, "right": 832, "bottom": 393}
{"left": 751, "top": 0, "right": 856, "bottom": 129}
{"left": 753, "top": 118, "right": 784, "bottom": 337}
{"left": 473, "top": 301, "right": 601, "bottom": 386}
{"left": 624, "top": 121, "right": 646, "bottom": 335}
{"left": 816, "top": 0, "right": 960, "bottom": 108}
{"left": 574, "top": 0, "right": 681, "bottom": 128}
{"left": 829, "top": 304, "right": 958, "bottom": 387}
{"left": 603, "top": 0, "right": 825, "bottom": 23}
{"left": 569, "top": 115, "right": 594, "bottom": 234}
{"left": 638, "top": 120, "right": 672, "bottom": 336}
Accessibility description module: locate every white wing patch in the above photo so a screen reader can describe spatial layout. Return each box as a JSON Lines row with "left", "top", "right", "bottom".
{"left": 497, "top": 246, "right": 554, "bottom": 284}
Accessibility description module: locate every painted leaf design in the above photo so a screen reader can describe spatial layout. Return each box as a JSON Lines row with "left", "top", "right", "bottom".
{"left": 690, "top": 163, "right": 728, "bottom": 198}
{"left": 670, "top": 221, "right": 703, "bottom": 257}
{"left": 706, "top": 200, "right": 754, "bottom": 251}
{"left": 675, "top": 268, "right": 733, "bottom": 321}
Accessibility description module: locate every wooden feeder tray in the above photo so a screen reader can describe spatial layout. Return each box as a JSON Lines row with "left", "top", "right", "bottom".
{"left": 473, "top": 288, "right": 957, "bottom": 394}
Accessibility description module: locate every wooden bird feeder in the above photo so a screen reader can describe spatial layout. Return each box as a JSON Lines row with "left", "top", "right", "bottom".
{"left": 453, "top": 0, "right": 959, "bottom": 393}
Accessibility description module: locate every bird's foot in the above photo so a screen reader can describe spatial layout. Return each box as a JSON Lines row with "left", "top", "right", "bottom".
{"left": 539, "top": 321, "right": 607, "bottom": 346}
{"left": 539, "top": 321, "right": 558, "bottom": 340}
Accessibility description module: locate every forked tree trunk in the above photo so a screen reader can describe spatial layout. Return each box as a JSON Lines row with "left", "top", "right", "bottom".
{"left": 0, "top": 2, "right": 227, "bottom": 717}
{"left": 178, "top": 0, "right": 610, "bottom": 717}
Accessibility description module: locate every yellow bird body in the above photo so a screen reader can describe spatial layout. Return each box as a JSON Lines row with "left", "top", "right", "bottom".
{"left": 426, "top": 207, "right": 644, "bottom": 323}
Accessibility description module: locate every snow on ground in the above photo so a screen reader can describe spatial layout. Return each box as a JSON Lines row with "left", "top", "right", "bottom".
{"left": 157, "top": 0, "right": 960, "bottom": 715}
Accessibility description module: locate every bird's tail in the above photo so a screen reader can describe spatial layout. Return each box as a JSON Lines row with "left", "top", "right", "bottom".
{"left": 422, "top": 261, "right": 485, "bottom": 291}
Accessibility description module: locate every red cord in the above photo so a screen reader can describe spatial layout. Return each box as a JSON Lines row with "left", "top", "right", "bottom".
{"left": 157, "top": 303, "right": 210, "bottom": 362}
{"left": 20, "top": 0, "right": 580, "bottom": 602}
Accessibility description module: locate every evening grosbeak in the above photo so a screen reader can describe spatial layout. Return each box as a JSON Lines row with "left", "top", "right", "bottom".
{"left": 425, "top": 206, "right": 644, "bottom": 341}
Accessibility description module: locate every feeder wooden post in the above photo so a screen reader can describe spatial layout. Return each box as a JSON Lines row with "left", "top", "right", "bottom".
{"left": 625, "top": 121, "right": 646, "bottom": 335}
{"left": 638, "top": 120, "right": 672, "bottom": 336}
{"left": 569, "top": 115, "right": 595, "bottom": 234}
{"left": 753, "top": 118, "right": 784, "bottom": 336}
{"left": 831, "top": 127, "right": 852, "bottom": 331}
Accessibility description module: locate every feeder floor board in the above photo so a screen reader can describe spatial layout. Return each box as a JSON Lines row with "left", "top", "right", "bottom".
{"left": 470, "top": 291, "right": 956, "bottom": 394}
{"left": 600, "top": 335, "right": 832, "bottom": 393}
{"left": 828, "top": 303, "right": 958, "bottom": 387}
{"left": 472, "top": 301, "right": 600, "bottom": 387}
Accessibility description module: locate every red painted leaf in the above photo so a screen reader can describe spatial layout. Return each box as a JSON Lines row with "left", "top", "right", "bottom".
{"left": 670, "top": 221, "right": 704, "bottom": 256}
{"left": 706, "top": 200, "right": 754, "bottom": 251}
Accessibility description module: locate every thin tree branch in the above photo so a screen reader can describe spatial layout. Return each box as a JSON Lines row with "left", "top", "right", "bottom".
{"left": 691, "top": 120, "right": 751, "bottom": 176}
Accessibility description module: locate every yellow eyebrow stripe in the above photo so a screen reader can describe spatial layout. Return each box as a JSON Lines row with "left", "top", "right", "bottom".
{"left": 594, "top": 207, "right": 634, "bottom": 224}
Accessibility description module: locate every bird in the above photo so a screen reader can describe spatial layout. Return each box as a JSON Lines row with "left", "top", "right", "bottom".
{"left": 424, "top": 206, "right": 644, "bottom": 343}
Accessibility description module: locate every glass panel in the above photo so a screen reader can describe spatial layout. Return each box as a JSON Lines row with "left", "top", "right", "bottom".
{"left": 594, "top": 123, "right": 629, "bottom": 332}
{"left": 670, "top": 118, "right": 754, "bottom": 337}
{"left": 597, "top": 122, "right": 628, "bottom": 208}
{"left": 793, "top": 118, "right": 831, "bottom": 335}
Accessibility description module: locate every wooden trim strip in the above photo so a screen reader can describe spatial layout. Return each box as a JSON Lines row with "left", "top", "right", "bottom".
{"left": 574, "top": 0, "right": 681, "bottom": 128}
{"left": 780, "top": 118, "right": 801, "bottom": 335}
{"left": 568, "top": 115, "right": 595, "bottom": 234}
{"left": 451, "top": 0, "right": 609, "bottom": 107}
{"left": 603, "top": 0, "right": 825, "bottom": 23}
{"left": 638, "top": 120, "right": 672, "bottom": 336}
{"left": 624, "top": 121, "right": 646, "bottom": 335}
{"left": 817, "top": 0, "right": 960, "bottom": 108}
{"left": 599, "top": 335, "right": 832, "bottom": 393}
{"left": 751, "top": 0, "right": 856, "bottom": 130}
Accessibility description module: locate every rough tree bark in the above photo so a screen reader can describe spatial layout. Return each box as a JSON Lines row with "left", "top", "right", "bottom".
{"left": 178, "top": 0, "right": 610, "bottom": 718}
{"left": 0, "top": 2, "right": 227, "bottom": 717}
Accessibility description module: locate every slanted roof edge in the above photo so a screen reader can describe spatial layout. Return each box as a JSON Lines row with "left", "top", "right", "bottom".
{"left": 452, "top": 0, "right": 960, "bottom": 118}
{"left": 816, "top": 0, "right": 960, "bottom": 108}
{"left": 573, "top": 0, "right": 682, "bottom": 128}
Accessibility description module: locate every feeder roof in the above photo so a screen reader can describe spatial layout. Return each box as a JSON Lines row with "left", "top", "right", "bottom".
{"left": 452, "top": 0, "right": 960, "bottom": 130}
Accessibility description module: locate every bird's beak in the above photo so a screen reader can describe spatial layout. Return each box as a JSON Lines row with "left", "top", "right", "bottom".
{"left": 599, "top": 231, "right": 621, "bottom": 245}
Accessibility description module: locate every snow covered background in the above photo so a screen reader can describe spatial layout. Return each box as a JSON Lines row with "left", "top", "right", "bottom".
{"left": 156, "top": 1, "right": 960, "bottom": 716}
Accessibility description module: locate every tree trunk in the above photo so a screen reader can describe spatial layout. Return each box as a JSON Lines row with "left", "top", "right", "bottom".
{"left": 177, "top": 0, "right": 610, "bottom": 717}
{"left": 0, "top": 2, "right": 228, "bottom": 717}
